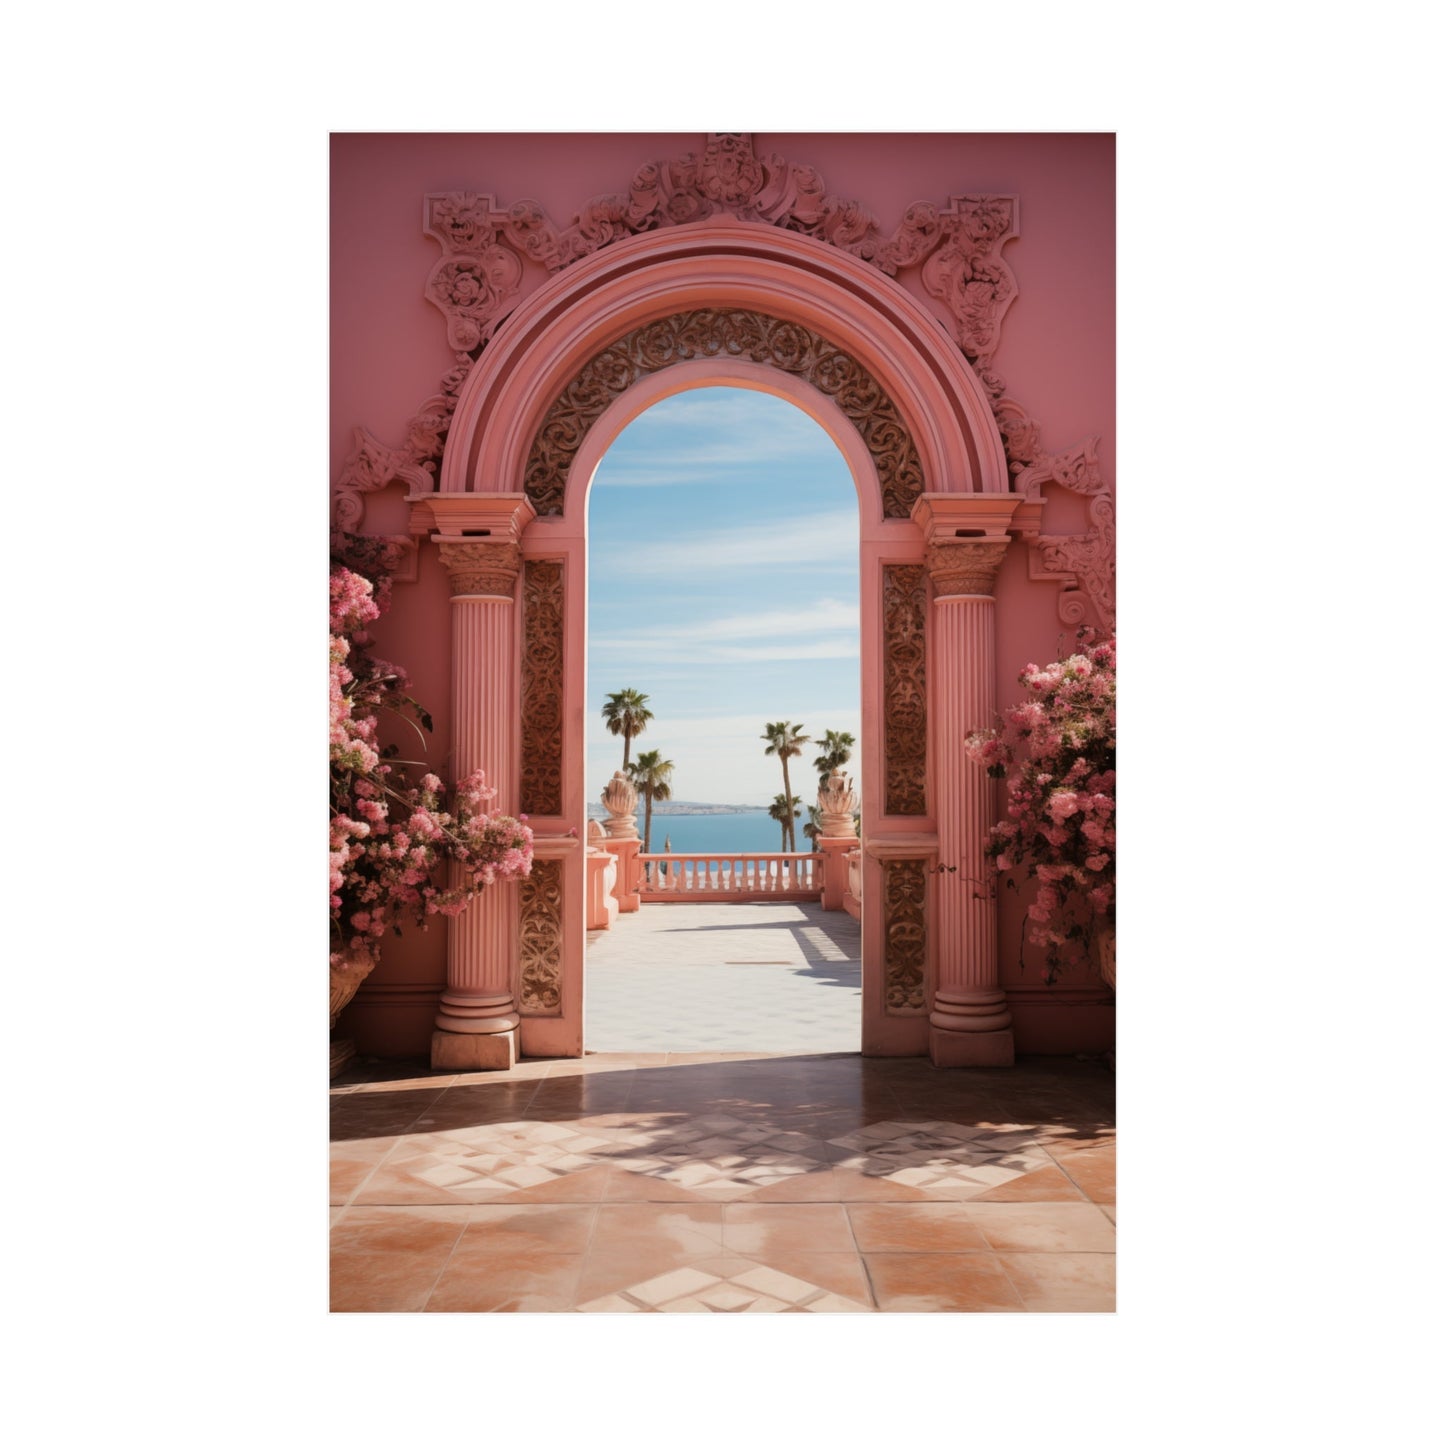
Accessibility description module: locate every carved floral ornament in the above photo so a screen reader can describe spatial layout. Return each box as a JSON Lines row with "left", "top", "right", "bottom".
{"left": 334, "top": 133, "right": 1115, "bottom": 629}
{"left": 524, "top": 309, "right": 925, "bottom": 518}
{"left": 434, "top": 540, "right": 521, "bottom": 597}
{"left": 926, "top": 539, "right": 1011, "bottom": 598}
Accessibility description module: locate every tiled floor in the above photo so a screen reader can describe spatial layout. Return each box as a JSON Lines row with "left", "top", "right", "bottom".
{"left": 331, "top": 1050, "right": 1115, "bottom": 1312}
{"left": 583, "top": 901, "right": 862, "bottom": 1053}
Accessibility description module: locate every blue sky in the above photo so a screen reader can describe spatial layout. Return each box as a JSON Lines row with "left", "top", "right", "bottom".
{"left": 586, "top": 388, "right": 861, "bottom": 806}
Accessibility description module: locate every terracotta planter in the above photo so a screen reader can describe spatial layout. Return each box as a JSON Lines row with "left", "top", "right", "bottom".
{"left": 1095, "top": 926, "right": 1116, "bottom": 992}
{"left": 330, "top": 957, "right": 376, "bottom": 1028}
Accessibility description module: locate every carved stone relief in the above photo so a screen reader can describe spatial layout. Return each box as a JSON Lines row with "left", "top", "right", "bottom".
{"left": 990, "top": 393, "right": 1115, "bottom": 629}
{"left": 925, "top": 540, "right": 1011, "bottom": 598}
{"left": 882, "top": 565, "right": 928, "bottom": 816}
{"left": 435, "top": 540, "right": 520, "bottom": 598}
{"left": 519, "top": 859, "right": 563, "bottom": 1015}
{"left": 333, "top": 131, "right": 1111, "bottom": 637}
{"left": 521, "top": 560, "right": 564, "bottom": 815}
{"left": 524, "top": 308, "right": 925, "bottom": 517}
{"left": 333, "top": 134, "right": 1022, "bottom": 533}
{"left": 883, "top": 859, "right": 928, "bottom": 1013}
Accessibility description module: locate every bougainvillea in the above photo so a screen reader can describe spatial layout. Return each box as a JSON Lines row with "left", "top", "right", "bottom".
{"left": 965, "top": 628, "right": 1115, "bottom": 983}
{"left": 330, "top": 532, "right": 532, "bottom": 973}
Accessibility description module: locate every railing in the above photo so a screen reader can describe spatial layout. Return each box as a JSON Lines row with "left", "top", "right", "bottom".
{"left": 843, "top": 847, "right": 862, "bottom": 920}
{"left": 636, "top": 852, "right": 822, "bottom": 902}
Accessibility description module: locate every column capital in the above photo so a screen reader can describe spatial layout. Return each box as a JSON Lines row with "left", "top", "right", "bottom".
{"left": 410, "top": 491, "right": 538, "bottom": 542}
{"left": 912, "top": 493, "right": 1023, "bottom": 597}
{"left": 435, "top": 539, "right": 522, "bottom": 597}
{"left": 925, "top": 539, "right": 1011, "bottom": 597}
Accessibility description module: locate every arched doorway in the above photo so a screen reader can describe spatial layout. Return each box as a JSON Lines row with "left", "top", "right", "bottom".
{"left": 408, "top": 222, "right": 1031, "bottom": 1070}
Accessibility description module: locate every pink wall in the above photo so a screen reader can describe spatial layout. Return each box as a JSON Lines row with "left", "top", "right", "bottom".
{"left": 332, "top": 133, "right": 1115, "bottom": 1058}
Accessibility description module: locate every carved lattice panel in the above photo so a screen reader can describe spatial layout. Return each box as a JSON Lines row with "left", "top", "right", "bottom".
{"left": 523, "top": 309, "right": 924, "bottom": 518}
{"left": 519, "top": 859, "right": 563, "bottom": 1015}
{"left": 521, "top": 561, "right": 564, "bottom": 815}
{"left": 883, "top": 859, "right": 927, "bottom": 1014}
{"left": 882, "top": 564, "right": 928, "bottom": 815}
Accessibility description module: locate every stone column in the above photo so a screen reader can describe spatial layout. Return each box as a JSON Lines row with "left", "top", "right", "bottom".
{"left": 430, "top": 537, "right": 524, "bottom": 1071}
{"left": 913, "top": 495, "right": 1021, "bottom": 1068}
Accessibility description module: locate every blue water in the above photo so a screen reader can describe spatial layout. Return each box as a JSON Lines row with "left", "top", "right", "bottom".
{"left": 639, "top": 810, "right": 796, "bottom": 855}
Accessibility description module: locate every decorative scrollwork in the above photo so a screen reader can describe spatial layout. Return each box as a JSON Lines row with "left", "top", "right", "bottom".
{"left": 519, "top": 859, "right": 563, "bottom": 1015}
{"left": 992, "top": 395, "right": 1115, "bottom": 629}
{"left": 521, "top": 561, "right": 564, "bottom": 815}
{"left": 524, "top": 309, "right": 925, "bottom": 517}
{"left": 882, "top": 565, "right": 928, "bottom": 816}
{"left": 884, "top": 858, "right": 928, "bottom": 1013}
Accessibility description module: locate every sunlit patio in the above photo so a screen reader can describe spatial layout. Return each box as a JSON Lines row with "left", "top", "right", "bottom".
{"left": 332, "top": 905, "right": 1115, "bottom": 1312}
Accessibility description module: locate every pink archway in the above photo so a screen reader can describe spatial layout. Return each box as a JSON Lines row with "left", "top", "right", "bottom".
{"left": 408, "top": 220, "right": 1035, "bottom": 1068}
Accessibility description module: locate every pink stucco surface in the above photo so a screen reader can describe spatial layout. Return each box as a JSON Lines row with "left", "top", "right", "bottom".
{"left": 332, "top": 133, "right": 1115, "bottom": 1059}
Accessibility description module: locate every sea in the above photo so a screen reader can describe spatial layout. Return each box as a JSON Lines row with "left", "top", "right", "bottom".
{"left": 627, "top": 810, "right": 794, "bottom": 854}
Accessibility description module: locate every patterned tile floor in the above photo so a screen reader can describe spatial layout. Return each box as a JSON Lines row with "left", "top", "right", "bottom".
{"left": 332, "top": 1050, "right": 1115, "bottom": 1312}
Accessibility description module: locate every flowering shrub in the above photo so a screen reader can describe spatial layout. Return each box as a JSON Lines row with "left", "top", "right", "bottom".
{"left": 330, "top": 533, "right": 532, "bottom": 974}
{"left": 965, "top": 628, "right": 1116, "bottom": 983}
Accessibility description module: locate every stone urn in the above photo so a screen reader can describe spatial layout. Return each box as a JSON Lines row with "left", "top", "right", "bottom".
{"left": 816, "top": 769, "right": 860, "bottom": 838}
{"left": 601, "top": 771, "right": 639, "bottom": 839}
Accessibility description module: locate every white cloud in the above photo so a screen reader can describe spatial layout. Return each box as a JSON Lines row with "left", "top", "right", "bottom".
{"left": 603, "top": 509, "right": 858, "bottom": 577}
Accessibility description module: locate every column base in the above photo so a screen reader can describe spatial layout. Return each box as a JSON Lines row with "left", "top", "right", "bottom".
{"left": 929, "top": 1026, "right": 1015, "bottom": 1069}
{"left": 431, "top": 1028, "right": 518, "bottom": 1072}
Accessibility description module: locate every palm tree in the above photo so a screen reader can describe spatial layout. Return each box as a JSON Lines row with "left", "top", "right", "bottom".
{"left": 814, "top": 729, "right": 856, "bottom": 781}
{"left": 601, "top": 688, "right": 653, "bottom": 771}
{"left": 802, "top": 804, "right": 823, "bottom": 851}
{"left": 628, "top": 749, "right": 674, "bottom": 860}
{"left": 761, "top": 721, "right": 809, "bottom": 851}
{"left": 769, "top": 793, "right": 801, "bottom": 851}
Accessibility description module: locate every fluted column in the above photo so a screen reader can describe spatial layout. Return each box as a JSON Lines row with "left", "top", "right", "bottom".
{"left": 430, "top": 537, "right": 524, "bottom": 1071}
{"left": 913, "top": 494, "right": 1022, "bottom": 1068}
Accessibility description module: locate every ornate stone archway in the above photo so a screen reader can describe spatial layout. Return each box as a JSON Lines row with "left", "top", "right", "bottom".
{"left": 334, "top": 134, "right": 1116, "bottom": 1069}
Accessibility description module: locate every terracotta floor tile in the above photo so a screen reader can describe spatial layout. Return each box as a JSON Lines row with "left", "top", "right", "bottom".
{"left": 847, "top": 1203, "right": 992, "bottom": 1253}
{"left": 600, "top": 1168, "right": 708, "bottom": 1202}
{"left": 350, "top": 1161, "right": 489, "bottom": 1206}
{"left": 721, "top": 1203, "right": 855, "bottom": 1254}
{"left": 1051, "top": 1145, "right": 1116, "bottom": 1203}
{"left": 426, "top": 1248, "right": 586, "bottom": 1312}
{"left": 739, "top": 1249, "right": 874, "bottom": 1306}
{"left": 506, "top": 1165, "right": 613, "bottom": 1202}
{"left": 591, "top": 1203, "right": 725, "bottom": 1252}
{"left": 745, "top": 1170, "right": 846, "bottom": 1203}
{"left": 455, "top": 1203, "right": 598, "bottom": 1254}
{"left": 330, "top": 1154, "right": 385, "bottom": 1205}
{"left": 967, "top": 1163, "right": 1086, "bottom": 1203}
{"left": 865, "top": 1252, "right": 1024, "bottom": 1312}
{"left": 996, "top": 1252, "right": 1116, "bottom": 1311}
{"left": 962, "top": 1202, "right": 1116, "bottom": 1253}
{"left": 330, "top": 1209, "right": 468, "bottom": 1312}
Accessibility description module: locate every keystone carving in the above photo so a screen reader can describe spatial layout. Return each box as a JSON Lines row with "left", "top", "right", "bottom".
{"left": 434, "top": 540, "right": 520, "bottom": 597}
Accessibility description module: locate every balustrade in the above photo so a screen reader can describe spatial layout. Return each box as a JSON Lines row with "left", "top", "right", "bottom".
{"left": 636, "top": 852, "right": 821, "bottom": 902}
